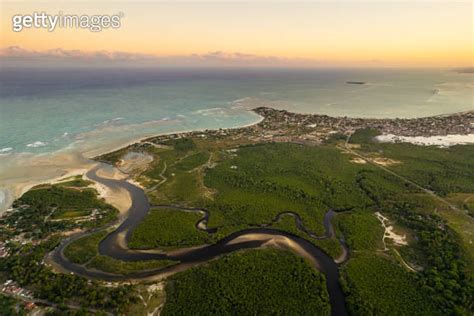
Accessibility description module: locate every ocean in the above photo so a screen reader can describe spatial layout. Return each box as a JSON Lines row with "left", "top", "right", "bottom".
{"left": 0, "top": 67, "right": 473, "bottom": 210}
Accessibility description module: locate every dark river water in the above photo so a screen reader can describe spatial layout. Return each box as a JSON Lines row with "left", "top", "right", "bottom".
{"left": 51, "top": 164, "right": 348, "bottom": 316}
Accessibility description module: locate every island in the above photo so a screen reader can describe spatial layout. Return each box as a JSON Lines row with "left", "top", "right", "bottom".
{"left": 1, "top": 107, "right": 473, "bottom": 315}
{"left": 346, "top": 81, "right": 366, "bottom": 85}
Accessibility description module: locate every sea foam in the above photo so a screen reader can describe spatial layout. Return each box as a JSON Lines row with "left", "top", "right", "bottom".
{"left": 26, "top": 141, "right": 47, "bottom": 148}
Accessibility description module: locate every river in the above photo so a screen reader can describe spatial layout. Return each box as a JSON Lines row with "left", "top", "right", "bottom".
{"left": 50, "top": 164, "right": 349, "bottom": 316}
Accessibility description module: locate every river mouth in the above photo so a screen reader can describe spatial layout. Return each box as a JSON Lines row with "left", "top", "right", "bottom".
{"left": 50, "top": 164, "right": 349, "bottom": 316}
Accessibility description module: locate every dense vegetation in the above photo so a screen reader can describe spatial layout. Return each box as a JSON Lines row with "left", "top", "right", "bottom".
{"left": 129, "top": 137, "right": 474, "bottom": 314}
{"left": 129, "top": 208, "right": 211, "bottom": 249}
{"left": 389, "top": 206, "right": 473, "bottom": 313}
{"left": 337, "top": 209, "right": 384, "bottom": 251}
{"left": 0, "top": 294, "right": 25, "bottom": 316}
{"left": 204, "top": 143, "right": 374, "bottom": 233}
{"left": 353, "top": 131, "right": 474, "bottom": 196}
{"left": 345, "top": 134, "right": 474, "bottom": 314}
{"left": 168, "top": 137, "right": 197, "bottom": 153}
{"left": 341, "top": 253, "right": 439, "bottom": 315}
{"left": 0, "top": 185, "right": 117, "bottom": 240}
{"left": 0, "top": 179, "right": 143, "bottom": 314}
{"left": 162, "top": 249, "right": 330, "bottom": 315}
{"left": 64, "top": 231, "right": 109, "bottom": 264}
{"left": 4, "top": 129, "right": 474, "bottom": 315}
{"left": 0, "top": 237, "right": 139, "bottom": 313}
{"left": 146, "top": 139, "right": 473, "bottom": 314}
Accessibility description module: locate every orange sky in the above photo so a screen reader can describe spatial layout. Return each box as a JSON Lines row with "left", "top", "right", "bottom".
{"left": 1, "top": 1, "right": 472, "bottom": 67}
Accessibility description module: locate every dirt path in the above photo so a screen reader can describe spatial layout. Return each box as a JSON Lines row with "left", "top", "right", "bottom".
{"left": 146, "top": 162, "right": 168, "bottom": 193}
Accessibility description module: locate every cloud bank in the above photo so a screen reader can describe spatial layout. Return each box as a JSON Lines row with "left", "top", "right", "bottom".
{"left": 0, "top": 46, "right": 376, "bottom": 68}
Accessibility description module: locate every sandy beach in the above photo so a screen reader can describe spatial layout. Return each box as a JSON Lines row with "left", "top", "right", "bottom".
{"left": 0, "top": 151, "right": 95, "bottom": 215}
{"left": 0, "top": 112, "right": 264, "bottom": 214}
{"left": 84, "top": 168, "right": 132, "bottom": 215}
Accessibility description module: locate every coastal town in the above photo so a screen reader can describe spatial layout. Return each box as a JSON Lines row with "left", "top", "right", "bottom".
{"left": 124, "top": 107, "right": 474, "bottom": 151}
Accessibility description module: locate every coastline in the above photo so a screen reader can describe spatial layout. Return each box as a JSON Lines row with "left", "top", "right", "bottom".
{"left": 0, "top": 113, "right": 264, "bottom": 214}
{"left": 1, "top": 106, "right": 473, "bottom": 214}
{"left": 85, "top": 113, "right": 265, "bottom": 160}
{"left": 0, "top": 163, "right": 95, "bottom": 215}
{"left": 93, "top": 107, "right": 474, "bottom": 162}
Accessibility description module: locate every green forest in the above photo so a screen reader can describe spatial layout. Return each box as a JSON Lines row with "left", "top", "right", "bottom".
{"left": 2, "top": 129, "right": 474, "bottom": 315}
{"left": 162, "top": 249, "right": 330, "bottom": 315}
{"left": 136, "top": 137, "right": 473, "bottom": 314}
{"left": 129, "top": 208, "right": 211, "bottom": 248}
{"left": 0, "top": 184, "right": 117, "bottom": 240}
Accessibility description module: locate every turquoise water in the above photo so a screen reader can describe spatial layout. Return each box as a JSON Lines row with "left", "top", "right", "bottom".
{"left": 0, "top": 67, "right": 472, "bottom": 210}
{"left": 1, "top": 68, "right": 472, "bottom": 156}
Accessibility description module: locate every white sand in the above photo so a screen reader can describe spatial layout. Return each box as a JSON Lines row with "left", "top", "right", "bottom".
{"left": 375, "top": 212, "right": 408, "bottom": 250}
{"left": 350, "top": 157, "right": 367, "bottom": 164}
{"left": 226, "top": 233, "right": 320, "bottom": 268}
{"left": 84, "top": 170, "right": 132, "bottom": 215}
{"left": 376, "top": 133, "right": 474, "bottom": 147}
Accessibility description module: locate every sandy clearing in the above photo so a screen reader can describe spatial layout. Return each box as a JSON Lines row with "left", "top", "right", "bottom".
{"left": 375, "top": 212, "right": 408, "bottom": 250}
{"left": 376, "top": 133, "right": 474, "bottom": 147}
{"left": 350, "top": 157, "right": 367, "bottom": 164}
{"left": 372, "top": 157, "right": 401, "bottom": 166}
{"left": 346, "top": 143, "right": 361, "bottom": 149}
{"left": 60, "top": 227, "right": 85, "bottom": 237}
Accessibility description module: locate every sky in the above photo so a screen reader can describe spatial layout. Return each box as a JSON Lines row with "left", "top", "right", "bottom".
{"left": 0, "top": 1, "right": 472, "bottom": 67}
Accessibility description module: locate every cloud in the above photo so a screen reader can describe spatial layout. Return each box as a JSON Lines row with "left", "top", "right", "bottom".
{"left": 0, "top": 46, "right": 382, "bottom": 67}
{"left": 189, "top": 50, "right": 317, "bottom": 66}
{"left": 0, "top": 46, "right": 155, "bottom": 61}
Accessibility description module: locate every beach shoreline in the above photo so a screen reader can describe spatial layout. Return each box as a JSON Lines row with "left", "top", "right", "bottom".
{"left": 84, "top": 113, "right": 265, "bottom": 160}
{"left": 0, "top": 112, "right": 264, "bottom": 214}
{"left": 1, "top": 106, "right": 473, "bottom": 214}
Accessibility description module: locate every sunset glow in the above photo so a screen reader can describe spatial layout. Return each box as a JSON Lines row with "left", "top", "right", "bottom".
{"left": 1, "top": 1, "right": 473, "bottom": 67}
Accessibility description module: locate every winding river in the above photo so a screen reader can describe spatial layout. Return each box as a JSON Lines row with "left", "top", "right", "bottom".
{"left": 50, "top": 164, "right": 349, "bottom": 316}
